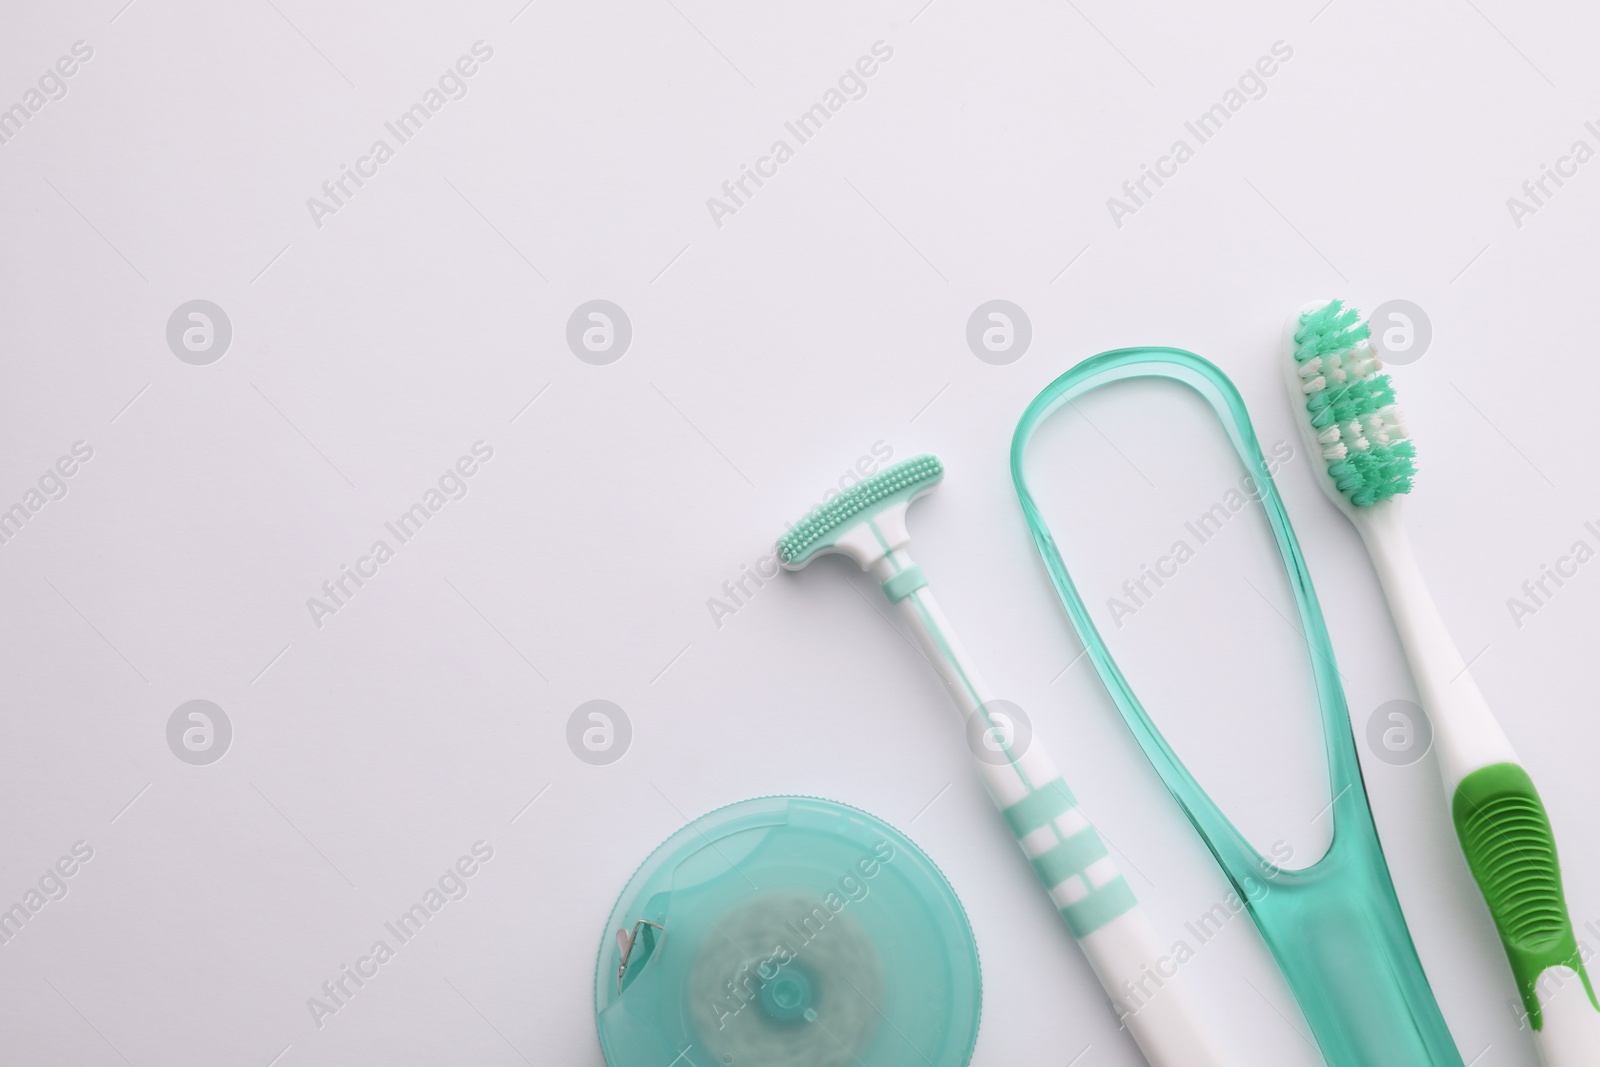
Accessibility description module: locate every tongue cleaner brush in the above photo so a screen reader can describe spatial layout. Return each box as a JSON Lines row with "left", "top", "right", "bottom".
{"left": 1012, "top": 348, "right": 1464, "bottom": 1067}
{"left": 777, "top": 455, "right": 1231, "bottom": 1067}
{"left": 1284, "top": 299, "right": 1600, "bottom": 1065}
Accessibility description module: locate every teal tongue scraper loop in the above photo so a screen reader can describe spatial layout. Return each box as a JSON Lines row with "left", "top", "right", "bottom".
{"left": 1011, "top": 348, "right": 1463, "bottom": 1067}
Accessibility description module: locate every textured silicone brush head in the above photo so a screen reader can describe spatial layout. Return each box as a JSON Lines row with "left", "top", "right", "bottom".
{"left": 1288, "top": 299, "right": 1416, "bottom": 508}
{"left": 776, "top": 454, "right": 943, "bottom": 567}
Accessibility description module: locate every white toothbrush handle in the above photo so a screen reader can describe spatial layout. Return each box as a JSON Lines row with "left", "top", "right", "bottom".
{"left": 872, "top": 550, "right": 1230, "bottom": 1067}
{"left": 1358, "top": 503, "right": 1517, "bottom": 791}
{"left": 1536, "top": 973, "right": 1600, "bottom": 1067}
{"left": 1361, "top": 504, "right": 1600, "bottom": 1065}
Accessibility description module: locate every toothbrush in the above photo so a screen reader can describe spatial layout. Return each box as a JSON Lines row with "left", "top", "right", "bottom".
{"left": 778, "top": 454, "right": 1231, "bottom": 1067}
{"left": 1283, "top": 300, "right": 1600, "bottom": 1064}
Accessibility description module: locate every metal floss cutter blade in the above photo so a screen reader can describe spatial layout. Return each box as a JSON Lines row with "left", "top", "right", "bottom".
{"left": 1011, "top": 348, "right": 1463, "bottom": 1067}
{"left": 594, "top": 796, "right": 982, "bottom": 1067}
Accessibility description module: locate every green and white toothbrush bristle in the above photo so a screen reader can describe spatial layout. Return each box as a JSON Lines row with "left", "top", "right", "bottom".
{"left": 780, "top": 454, "right": 1228, "bottom": 1067}
{"left": 1284, "top": 300, "right": 1600, "bottom": 1065}
{"left": 1290, "top": 299, "right": 1416, "bottom": 507}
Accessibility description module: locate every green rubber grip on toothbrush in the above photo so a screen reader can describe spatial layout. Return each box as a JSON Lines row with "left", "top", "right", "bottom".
{"left": 1453, "top": 762, "right": 1599, "bottom": 1028}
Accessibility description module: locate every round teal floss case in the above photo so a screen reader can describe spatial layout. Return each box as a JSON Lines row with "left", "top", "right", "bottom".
{"left": 595, "top": 795, "right": 982, "bottom": 1067}
{"left": 1011, "top": 348, "right": 1463, "bottom": 1066}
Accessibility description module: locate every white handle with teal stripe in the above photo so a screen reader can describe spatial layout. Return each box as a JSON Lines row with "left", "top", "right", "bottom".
{"left": 781, "top": 480, "right": 1231, "bottom": 1067}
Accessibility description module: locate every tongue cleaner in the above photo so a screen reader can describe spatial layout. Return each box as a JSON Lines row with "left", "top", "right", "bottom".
{"left": 1011, "top": 348, "right": 1464, "bottom": 1067}
{"left": 778, "top": 454, "right": 1230, "bottom": 1067}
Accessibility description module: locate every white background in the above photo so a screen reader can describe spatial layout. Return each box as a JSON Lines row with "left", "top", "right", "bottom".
{"left": 2, "top": 1, "right": 1598, "bottom": 1064}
